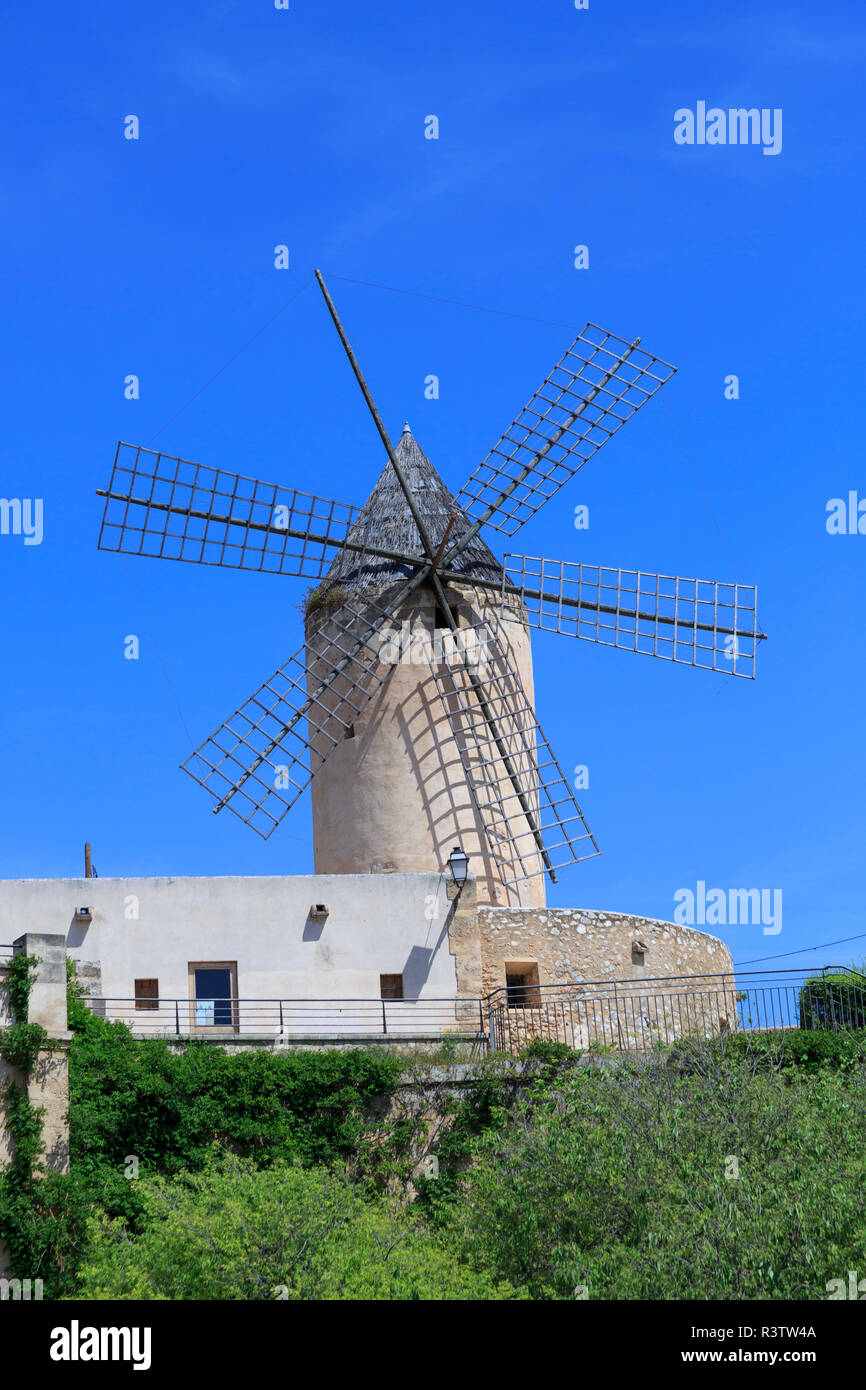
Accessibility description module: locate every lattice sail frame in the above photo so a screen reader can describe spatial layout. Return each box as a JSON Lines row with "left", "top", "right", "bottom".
{"left": 95, "top": 301, "right": 761, "bottom": 876}
{"left": 501, "top": 554, "right": 760, "bottom": 679}
{"left": 453, "top": 324, "right": 676, "bottom": 538}
{"left": 181, "top": 592, "right": 399, "bottom": 838}
{"left": 428, "top": 617, "right": 599, "bottom": 886}
{"left": 98, "top": 442, "right": 361, "bottom": 581}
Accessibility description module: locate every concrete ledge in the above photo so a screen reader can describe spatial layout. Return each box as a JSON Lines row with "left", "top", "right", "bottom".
{"left": 154, "top": 1032, "right": 489, "bottom": 1057}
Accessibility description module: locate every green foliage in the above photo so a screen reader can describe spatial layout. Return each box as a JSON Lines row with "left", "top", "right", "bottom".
{"left": 65, "top": 954, "right": 92, "bottom": 1033}
{"left": 0, "top": 971, "right": 408, "bottom": 1294}
{"left": 519, "top": 1038, "right": 583, "bottom": 1079}
{"left": 0, "top": 1080, "right": 45, "bottom": 1183}
{"left": 413, "top": 1055, "right": 522, "bottom": 1224}
{"left": 300, "top": 582, "right": 349, "bottom": 620}
{"left": 0, "top": 1021, "right": 50, "bottom": 1072}
{"left": 69, "top": 1011, "right": 405, "bottom": 1183}
{"left": 0, "top": 957, "right": 109, "bottom": 1297}
{"left": 4, "top": 952, "right": 39, "bottom": 1023}
{"left": 702, "top": 1027, "right": 866, "bottom": 1072}
{"left": 799, "top": 972, "right": 866, "bottom": 1030}
{"left": 0, "top": 1167, "right": 93, "bottom": 1296}
{"left": 11, "top": 961, "right": 866, "bottom": 1301}
{"left": 0, "top": 950, "right": 60, "bottom": 1286}
{"left": 445, "top": 1043, "right": 866, "bottom": 1299}
{"left": 74, "top": 1156, "right": 522, "bottom": 1301}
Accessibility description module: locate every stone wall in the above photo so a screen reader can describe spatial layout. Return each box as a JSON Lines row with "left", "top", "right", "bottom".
{"left": 474, "top": 905, "right": 733, "bottom": 997}
{"left": 0, "top": 934, "right": 70, "bottom": 1174}
{"left": 466, "top": 905, "right": 736, "bottom": 1052}
{"left": 0, "top": 933, "right": 71, "bottom": 1275}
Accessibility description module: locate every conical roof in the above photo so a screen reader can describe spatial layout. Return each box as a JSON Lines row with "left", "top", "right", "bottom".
{"left": 322, "top": 425, "right": 502, "bottom": 594}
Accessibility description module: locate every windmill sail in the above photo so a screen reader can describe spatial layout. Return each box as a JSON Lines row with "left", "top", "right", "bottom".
{"left": 98, "top": 442, "right": 361, "bottom": 581}
{"left": 502, "top": 554, "right": 761, "bottom": 678}
{"left": 452, "top": 324, "right": 676, "bottom": 539}
{"left": 94, "top": 276, "right": 762, "bottom": 883}
{"left": 182, "top": 592, "right": 397, "bottom": 838}
{"left": 429, "top": 621, "right": 599, "bottom": 886}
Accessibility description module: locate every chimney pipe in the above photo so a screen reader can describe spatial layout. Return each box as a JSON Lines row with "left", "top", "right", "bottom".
{"left": 84, "top": 842, "right": 92, "bottom": 879}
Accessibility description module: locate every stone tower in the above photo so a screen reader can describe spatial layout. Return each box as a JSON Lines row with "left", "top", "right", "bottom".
{"left": 306, "top": 425, "right": 545, "bottom": 909}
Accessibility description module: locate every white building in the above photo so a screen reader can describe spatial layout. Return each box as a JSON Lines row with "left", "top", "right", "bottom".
{"left": 0, "top": 868, "right": 733, "bottom": 1050}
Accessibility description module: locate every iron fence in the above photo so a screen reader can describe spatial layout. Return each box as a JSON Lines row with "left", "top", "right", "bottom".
{"left": 487, "top": 968, "right": 866, "bottom": 1054}
{"left": 84, "top": 995, "right": 486, "bottom": 1039}
{"left": 75, "top": 967, "right": 866, "bottom": 1051}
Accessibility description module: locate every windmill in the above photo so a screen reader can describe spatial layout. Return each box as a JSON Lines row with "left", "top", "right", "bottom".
{"left": 96, "top": 272, "right": 764, "bottom": 908}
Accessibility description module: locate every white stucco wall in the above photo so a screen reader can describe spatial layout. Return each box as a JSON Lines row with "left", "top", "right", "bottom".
{"left": 0, "top": 873, "right": 457, "bottom": 1004}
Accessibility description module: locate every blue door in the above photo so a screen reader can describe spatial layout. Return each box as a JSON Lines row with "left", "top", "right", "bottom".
{"left": 194, "top": 968, "right": 233, "bottom": 1027}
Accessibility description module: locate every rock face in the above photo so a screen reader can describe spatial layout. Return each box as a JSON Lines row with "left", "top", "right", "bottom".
{"left": 308, "top": 427, "right": 545, "bottom": 909}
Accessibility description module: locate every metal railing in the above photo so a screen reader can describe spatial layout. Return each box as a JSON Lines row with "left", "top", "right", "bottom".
{"left": 487, "top": 968, "right": 866, "bottom": 1054}
{"left": 84, "top": 995, "right": 486, "bottom": 1039}
{"left": 77, "top": 968, "right": 866, "bottom": 1050}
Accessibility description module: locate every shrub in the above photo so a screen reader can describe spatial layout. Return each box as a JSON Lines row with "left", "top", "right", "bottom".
{"left": 69, "top": 1011, "right": 404, "bottom": 1181}
{"left": 74, "top": 1156, "right": 523, "bottom": 1301}
{"left": 0, "top": 1170, "right": 93, "bottom": 1298}
{"left": 300, "top": 583, "right": 349, "bottom": 621}
{"left": 519, "top": 1038, "right": 582, "bottom": 1077}
{"left": 799, "top": 972, "right": 866, "bottom": 1030}
{"left": 705, "top": 1027, "right": 866, "bottom": 1072}
{"left": 449, "top": 1045, "right": 866, "bottom": 1299}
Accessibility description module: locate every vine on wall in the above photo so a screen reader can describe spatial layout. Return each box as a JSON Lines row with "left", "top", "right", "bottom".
{"left": 0, "top": 953, "right": 50, "bottom": 1270}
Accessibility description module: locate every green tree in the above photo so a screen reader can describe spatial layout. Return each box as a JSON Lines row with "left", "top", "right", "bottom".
{"left": 75, "top": 1156, "right": 522, "bottom": 1301}
{"left": 447, "top": 1043, "right": 866, "bottom": 1299}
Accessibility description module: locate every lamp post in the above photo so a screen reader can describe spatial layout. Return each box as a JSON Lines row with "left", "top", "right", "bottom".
{"left": 447, "top": 845, "right": 469, "bottom": 887}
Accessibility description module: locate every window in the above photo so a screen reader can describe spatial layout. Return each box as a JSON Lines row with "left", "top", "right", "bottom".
{"left": 380, "top": 973, "right": 404, "bottom": 1000}
{"left": 505, "top": 962, "right": 540, "bottom": 1009}
{"left": 188, "top": 961, "right": 238, "bottom": 1030}
{"left": 134, "top": 979, "right": 159, "bottom": 1012}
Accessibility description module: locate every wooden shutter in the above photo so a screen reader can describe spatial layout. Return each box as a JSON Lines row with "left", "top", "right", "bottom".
{"left": 135, "top": 978, "right": 159, "bottom": 1011}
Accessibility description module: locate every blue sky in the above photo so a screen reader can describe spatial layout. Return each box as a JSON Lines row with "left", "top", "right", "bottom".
{"left": 1, "top": 0, "right": 864, "bottom": 971}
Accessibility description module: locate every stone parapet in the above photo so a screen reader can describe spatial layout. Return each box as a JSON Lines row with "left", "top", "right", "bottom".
{"left": 450, "top": 903, "right": 733, "bottom": 996}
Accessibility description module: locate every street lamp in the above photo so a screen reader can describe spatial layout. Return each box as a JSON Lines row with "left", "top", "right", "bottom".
{"left": 447, "top": 845, "right": 470, "bottom": 887}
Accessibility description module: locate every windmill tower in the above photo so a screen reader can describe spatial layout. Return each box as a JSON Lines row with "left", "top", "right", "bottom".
{"left": 305, "top": 422, "right": 546, "bottom": 906}
{"left": 96, "top": 272, "right": 764, "bottom": 910}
